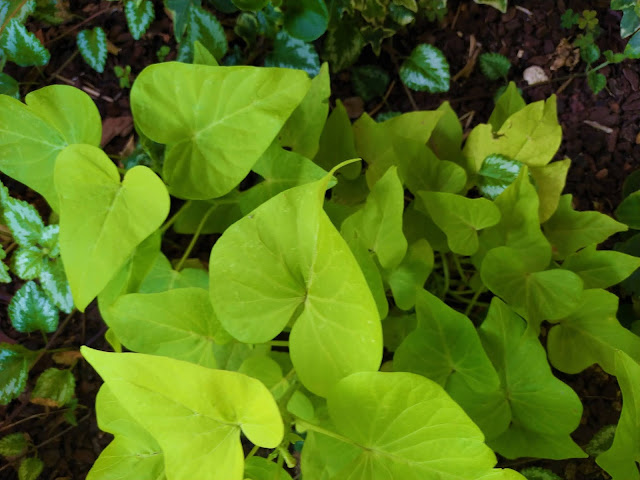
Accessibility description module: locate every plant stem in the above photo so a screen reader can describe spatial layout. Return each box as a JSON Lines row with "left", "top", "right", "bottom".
{"left": 160, "top": 201, "right": 192, "bottom": 234}
{"left": 452, "top": 254, "right": 468, "bottom": 284}
{"left": 448, "top": 291, "right": 490, "bottom": 308}
{"left": 464, "top": 287, "right": 486, "bottom": 317}
{"left": 245, "top": 444, "right": 259, "bottom": 460}
{"left": 295, "top": 419, "right": 354, "bottom": 446}
{"left": 174, "top": 204, "right": 215, "bottom": 271}
{"left": 440, "top": 253, "right": 450, "bottom": 298}
{"left": 267, "top": 340, "right": 289, "bottom": 348}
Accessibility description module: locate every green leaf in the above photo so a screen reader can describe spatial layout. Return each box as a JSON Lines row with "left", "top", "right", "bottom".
{"left": 616, "top": 190, "right": 640, "bottom": 228}
{"left": 621, "top": 8, "right": 640, "bottom": 37}
{"left": 585, "top": 425, "right": 616, "bottom": 457}
{"left": 107, "top": 288, "right": 228, "bottom": 368}
{"left": 0, "top": 18, "right": 49, "bottom": 66}
{"left": 184, "top": 5, "right": 227, "bottom": 61}
{"left": 400, "top": 43, "right": 450, "bottom": 92}
{"left": 234, "top": 12, "right": 258, "bottom": 47}
{"left": 0, "top": 343, "right": 31, "bottom": 405}
{"left": 55, "top": 144, "right": 170, "bottom": 311}
{"left": 0, "top": 432, "right": 27, "bottom": 457}
{"left": 596, "top": 351, "right": 640, "bottom": 479}
{"left": 587, "top": 70, "right": 607, "bottom": 94}
{"left": 165, "top": 0, "right": 196, "bottom": 40}
{"left": 351, "top": 64, "right": 390, "bottom": 102}
{"left": 474, "top": 0, "right": 507, "bottom": 13}
{"left": 18, "top": 457, "right": 43, "bottom": 480}
{"left": 77, "top": 27, "right": 107, "bottom": 73}
{"left": 39, "top": 257, "right": 73, "bottom": 313}
{"left": 519, "top": 467, "right": 563, "bottom": 480}
{"left": 192, "top": 39, "right": 219, "bottom": 65}
{"left": 547, "top": 289, "right": 640, "bottom": 375}
{"left": 313, "top": 100, "right": 360, "bottom": 179}
{"left": 386, "top": 239, "right": 433, "bottom": 310}
{"left": 244, "top": 456, "right": 293, "bottom": 480}
{"left": 479, "top": 52, "right": 511, "bottom": 80}
{"left": 479, "top": 298, "right": 586, "bottom": 459}
{"left": 625, "top": 29, "right": 640, "bottom": 58}
{"left": 232, "top": 0, "right": 268, "bottom": 10}
{"left": 209, "top": 172, "right": 382, "bottom": 397}
{"left": 489, "top": 82, "right": 525, "bottom": 131}
{"left": 9, "top": 281, "right": 58, "bottom": 333}
{"left": 0, "top": 72, "right": 19, "bottom": 99}
{"left": 138, "top": 254, "right": 208, "bottom": 293}
{"left": 0, "top": 193, "right": 43, "bottom": 247}
{"left": 0, "top": 0, "right": 36, "bottom": 27}
{"left": 31, "top": 367, "right": 75, "bottom": 407}
{"left": 581, "top": 43, "right": 601, "bottom": 64}
{"left": 561, "top": 244, "right": 640, "bottom": 289}
{"left": 265, "top": 30, "right": 320, "bottom": 76}
{"left": 544, "top": 195, "right": 628, "bottom": 259}
{"left": 88, "top": 384, "right": 165, "bottom": 480}
{"left": 124, "top": 0, "right": 154, "bottom": 40}
{"left": 0, "top": 245, "right": 10, "bottom": 283}
{"left": 530, "top": 158, "right": 571, "bottom": 222}
{"left": 131, "top": 62, "right": 310, "bottom": 200}
{"left": 419, "top": 191, "right": 501, "bottom": 256}
{"left": 81, "top": 347, "right": 284, "bottom": 480}
{"left": 301, "top": 371, "right": 502, "bottom": 480}
{"left": 283, "top": 0, "right": 328, "bottom": 41}
{"left": 477, "top": 154, "right": 524, "bottom": 200}
{"left": 322, "top": 17, "right": 364, "bottom": 72}
{"left": 341, "top": 166, "right": 407, "bottom": 270}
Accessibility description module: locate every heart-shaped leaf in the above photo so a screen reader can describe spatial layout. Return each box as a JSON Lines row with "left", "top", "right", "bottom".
{"left": 244, "top": 456, "right": 293, "bottom": 480}
{"left": 55, "top": 144, "right": 170, "bottom": 311}
{"left": 385, "top": 239, "right": 433, "bottom": 310}
{"left": 77, "top": 27, "right": 108, "bottom": 73}
{"left": 9, "top": 281, "right": 58, "bottom": 333}
{"left": 477, "top": 154, "right": 524, "bottom": 200}
{"left": 488, "top": 82, "right": 525, "bottom": 131}
{"left": 561, "top": 245, "right": 640, "bottom": 289}
{"left": 400, "top": 43, "right": 450, "bottom": 93}
{"left": 124, "top": 0, "right": 154, "bottom": 40}
{"left": 131, "top": 62, "right": 310, "bottom": 199}
{"left": 0, "top": 19, "right": 50, "bottom": 66}
{"left": 283, "top": 0, "right": 328, "bottom": 42}
{"left": 530, "top": 158, "right": 571, "bottom": 223}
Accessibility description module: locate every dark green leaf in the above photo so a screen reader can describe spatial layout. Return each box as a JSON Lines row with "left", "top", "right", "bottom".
{"left": 0, "top": 72, "right": 19, "bottom": 99}
{"left": 586, "top": 70, "right": 606, "bottom": 94}
{"left": 31, "top": 368, "right": 75, "bottom": 407}
{"left": 0, "top": 245, "right": 10, "bottom": 283}
{"left": 208, "top": 0, "right": 237, "bottom": 13}
{"left": 77, "top": 27, "right": 107, "bottom": 73}
{"left": 520, "top": 466, "right": 563, "bottom": 480}
{"left": 399, "top": 43, "right": 449, "bottom": 93}
{"left": 256, "top": 4, "right": 282, "bottom": 38}
{"left": 351, "top": 65, "right": 389, "bottom": 102}
{"left": 477, "top": 154, "right": 525, "bottom": 200}
{"left": 234, "top": 12, "right": 258, "bottom": 47}
{"left": 33, "top": 0, "right": 71, "bottom": 24}
{"left": 620, "top": 8, "right": 640, "bottom": 38}
{"left": 0, "top": 18, "right": 50, "bottom": 67}
{"left": 389, "top": 2, "right": 414, "bottom": 25}
{"left": 585, "top": 425, "right": 616, "bottom": 457}
{"left": 622, "top": 169, "right": 640, "bottom": 199}
{"left": 625, "top": 29, "right": 640, "bottom": 58}
{"left": 124, "top": 0, "right": 155, "bottom": 40}
{"left": 479, "top": 52, "right": 511, "bottom": 80}
{"left": 231, "top": 0, "right": 268, "bottom": 10}
{"left": 560, "top": 9, "right": 579, "bottom": 29}
{"left": 0, "top": 343, "right": 30, "bottom": 405}
{"left": 166, "top": 0, "right": 201, "bottom": 40}
{"left": 265, "top": 30, "right": 320, "bottom": 76}
{"left": 9, "top": 281, "right": 58, "bottom": 333}
{"left": 18, "top": 457, "right": 43, "bottom": 480}
{"left": 283, "top": 0, "right": 328, "bottom": 42}
{"left": 580, "top": 43, "right": 600, "bottom": 64}
{"left": 0, "top": 432, "right": 28, "bottom": 457}
{"left": 181, "top": 4, "right": 227, "bottom": 62}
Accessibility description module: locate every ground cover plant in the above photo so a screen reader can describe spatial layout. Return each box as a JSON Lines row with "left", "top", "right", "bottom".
{"left": 1, "top": 52, "right": 640, "bottom": 479}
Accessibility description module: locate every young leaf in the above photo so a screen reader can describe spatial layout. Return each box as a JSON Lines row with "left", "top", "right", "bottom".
{"left": 386, "top": 239, "right": 433, "bottom": 310}
{"left": 282, "top": 0, "right": 328, "bottom": 42}
{"left": 596, "top": 351, "right": 640, "bottom": 479}
{"left": 131, "top": 62, "right": 310, "bottom": 199}
{"left": 488, "top": 82, "right": 525, "bottom": 131}
{"left": 476, "top": 154, "right": 524, "bottom": 200}
{"left": 0, "top": 18, "right": 50, "bottom": 66}
{"left": 587, "top": 70, "right": 607, "bottom": 94}
{"left": 81, "top": 347, "right": 284, "bottom": 480}
{"left": 547, "top": 289, "right": 640, "bottom": 375}
{"left": 9, "top": 281, "right": 58, "bottom": 333}
{"left": 479, "top": 52, "right": 511, "bottom": 81}
{"left": 301, "top": 371, "right": 502, "bottom": 480}
{"left": 77, "top": 27, "right": 108, "bottom": 73}
{"left": 264, "top": 30, "right": 321, "bottom": 76}
{"left": 0, "top": 344, "right": 31, "bottom": 405}
{"left": 124, "top": 0, "right": 154, "bottom": 40}
{"left": 244, "top": 456, "right": 293, "bottom": 480}
{"left": 561, "top": 244, "right": 640, "bottom": 289}
{"left": 0, "top": 85, "right": 102, "bottom": 211}
{"left": 0, "top": 432, "right": 28, "bottom": 457}
{"left": 351, "top": 65, "right": 390, "bottom": 102}
{"left": 479, "top": 298, "right": 586, "bottom": 459}
{"left": 18, "top": 457, "right": 43, "bottom": 480}
{"left": 400, "top": 43, "right": 450, "bottom": 93}
{"left": 322, "top": 17, "right": 364, "bottom": 72}
{"left": 209, "top": 172, "right": 383, "bottom": 397}
{"left": 31, "top": 368, "right": 75, "bottom": 407}
{"left": 55, "top": 144, "right": 170, "bottom": 311}
{"left": 39, "top": 258, "right": 74, "bottom": 314}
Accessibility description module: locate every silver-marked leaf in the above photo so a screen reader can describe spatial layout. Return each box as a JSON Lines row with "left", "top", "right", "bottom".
{"left": 0, "top": 343, "right": 32, "bottom": 405}
{"left": 322, "top": 18, "right": 364, "bottom": 72}
{"left": 0, "top": 0, "right": 36, "bottom": 26}
{"left": 477, "top": 154, "right": 524, "bottom": 200}
{"left": 9, "top": 281, "right": 58, "bottom": 333}
{"left": 265, "top": 30, "right": 320, "bottom": 76}
{"left": 12, "top": 246, "right": 44, "bottom": 280}
{"left": 0, "top": 18, "right": 50, "bottom": 66}
{"left": 77, "top": 27, "right": 107, "bottom": 73}
{"left": 39, "top": 224, "right": 60, "bottom": 257}
{"left": 0, "top": 245, "right": 10, "bottom": 283}
{"left": 124, "top": 0, "right": 154, "bottom": 40}
{"left": 185, "top": 5, "right": 227, "bottom": 61}
{"left": 39, "top": 258, "right": 73, "bottom": 314}
{"left": 400, "top": 43, "right": 450, "bottom": 93}
{"left": 31, "top": 368, "right": 75, "bottom": 407}
{"left": 0, "top": 186, "right": 44, "bottom": 246}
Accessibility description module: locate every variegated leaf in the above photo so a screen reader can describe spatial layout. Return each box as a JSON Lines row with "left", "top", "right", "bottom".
{"left": 322, "top": 18, "right": 363, "bottom": 72}
{"left": 183, "top": 4, "right": 227, "bottom": 61}
{"left": 0, "top": 186, "right": 45, "bottom": 247}
{"left": 400, "top": 43, "right": 449, "bottom": 93}
{"left": 0, "top": 0, "right": 36, "bottom": 27}
{"left": 12, "top": 246, "right": 44, "bottom": 280}
{"left": 265, "top": 30, "right": 320, "bottom": 76}
{"left": 9, "top": 281, "right": 59, "bottom": 333}
{"left": 0, "top": 18, "right": 50, "bottom": 67}
{"left": 40, "top": 258, "right": 73, "bottom": 314}
{"left": 124, "top": 0, "right": 154, "bottom": 40}
{"left": 0, "top": 244, "right": 11, "bottom": 282}
{"left": 77, "top": 27, "right": 107, "bottom": 73}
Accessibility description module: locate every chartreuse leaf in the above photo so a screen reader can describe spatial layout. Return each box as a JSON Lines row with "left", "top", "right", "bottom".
{"left": 193, "top": 39, "right": 219, "bottom": 65}
{"left": 138, "top": 254, "right": 208, "bottom": 293}
{"left": 476, "top": 154, "right": 524, "bottom": 200}
{"left": 18, "top": 457, "right": 43, "bottom": 480}
{"left": 9, "top": 281, "right": 58, "bottom": 333}
{"left": 88, "top": 385, "right": 165, "bottom": 480}
{"left": 0, "top": 19, "right": 50, "bottom": 66}
{"left": 419, "top": 191, "right": 500, "bottom": 256}
{"left": 464, "top": 96, "right": 561, "bottom": 172}
{"left": 481, "top": 246, "right": 583, "bottom": 329}
{"left": 131, "top": 62, "right": 310, "bottom": 199}
{"left": 0, "top": 85, "right": 101, "bottom": 210}
{"left": 400, "top": 43, "right": 450, "bottom": 93}
{"left": 386, "top": 239, "right": 433, "bottom": 310}
{"left": 596, "top": 351, "right": 640, "bottom": 479}
{"left": 0, "top": 432, "right": 28, "bottom": 457}
{"left": 530, "top": 159, "right": 571, "bottom": 222}
{"left": 283, "top": 0, "right": 328, "bottom": 42}
{"left": 81, "top": 347, "right": 284, "bottom": 480}
{"left": 77, "top": 27, "right": 108, "bottom": 73}
{"left": 0, "top": 343, "right": 34, "bottom": 405}
{"left": 55, "top": 144, "right": 170, "bottom": 311}
{"left": 428, "top": 101, "right": 463, "bottom": 164}
{"left": 313, "top": 100, "right": 360, "bottom": 179}
{"left": 108, "top": 288, "right": 228, "bottom": 368}
{"left": 479, "top": 298, "right": 585, "bottom": 459}
{"left": 489, "top": 82, "right": 525, "bottom": 131}
{"left": 345, "top": 239, "right": 389, "bottom": 320}
{"left": 31, "top": 368, "right": 75, "bottom": 407}
{"left": 475, "top": 0, "right": 507, "bottom": 13}
{"left": 341, "top": 166, "right": 407, "bottom": 270}
{"left": 278, "top": 62, "right": 330, "bottom": 159}
{"left": 210, "top": 171, "right": 382, "bottom": 397}
{"left": 265, "top": 30, "right": 320, "bottom": 76}
{"left": 547, "top": 289, "right": 640, "bottom": 375}
{"left": 544, "top": 195, "right": 628, "bottom": 259}
{"left": 561, "top": 244, "right": 640, "bottom": 289}
{"left": 124, "top": 0, "right": 154, "bottom": 40}
{"left": 301, "top": 371, "right": 511, "bottom": 480}
{"left": 245, "top": 456, "right": 293, "bottom": 480}
{"left": 617, "top": 190, "right": 640, "bottom": 228}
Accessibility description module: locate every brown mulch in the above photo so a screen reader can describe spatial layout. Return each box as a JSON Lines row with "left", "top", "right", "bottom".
{"left": 1, "top": 1, "right": 638, "bottom": 479}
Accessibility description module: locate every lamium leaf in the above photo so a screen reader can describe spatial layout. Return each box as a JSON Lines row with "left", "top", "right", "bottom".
{"left": 0, "top": 188, "right": 43, "bottom": 246}
{"left": 88, "top": 385, "right": 166, "bottom": 480}
{"left": 0, "top": 245, "right": 10, "bottom": 283}
{"left": 530, "top": 159, "right": 571, "bottom": 222}
{"left": 0, "top": 432, "right": 28, "bottom": 457}
{"left": 244, "top": 456, "right": 293, "bottom": 480}
{"left": 386, "top": 238, "right": 434, "bottom": 310}
{"left": 39, "top": 258, "right": 73, "bottom": 313}
{"left": 12, "top": 246, "right": 44, "bottom": 280}
{"left": 544, "top": 195, "right": 628, "bottom": 259}
{"left": 55, "top": 144, "right": 170, "bottom": 311}
{"left": 399, "top": 43, "right": 450, "bottom": 93}
{"left": 476, "top": 154, "right": 524, "bottom": 200}
{"left": 124, "top": 0, "right": 154, "bottom": 40}
{"left": 210, "top": 172, "right": 382, "bottom": 397}
{"left": 9, "top": 281, "right": 58, "bottom": 333}
{"left": 184, "top": 5, "right": 228, "bottom": 61}
{"left": 77, "top": 27, "right": 108, "bottom": 73}
{"left": 479, "top": 298, "right": 586, "bottom": 459}
{"left": 30, "top": 368, "right": 75, "bottom": 407}
{"left": 547, "top": 289, "right": 640, "bottom": 374}
{"left": 264, "top": 30, "right": 321, "bottom": 76}
{"left": 322, "top": 18, "right": 364, "bottom": 72}
{"left": 561, "top": 244, "right": 640, "bottom": 289}
{"left": 351, "top": 64, "right": 390, "bottom": 102}
{"left": 81, "top": 347, "right": 284, "bottom": 480}
{"left": 419, "top": 191, "right": 501, "bottom": 256}
{"left": 488, "top": 82, "right": 525, "bottom": 131}
{"left": 596, "top": 352, "right": 640, "bottom": 479}
{"left": 301, "top": 371, "right": 503, "bottom": 480}
{"left": 519, "top": 467, "right": 563, "bottom": 480}
{"left": 131, "top": 62, "right": 310, "bottom": 199}
{"left": 18, "top": 457, "right": 43, "bottom": 480}
{"left": 0, "top": 85, "right": 101, "bottom": 210}
{"left": 0, "top": 343, "right": 32, "bottom": 405}
{"left": 0, "top": 19, "right": 50, "bottom": 66}
{"left": 108, "top": 288, "right": 228, "bottom": 368}
{"left": 283, "top": 0, "right": 328, "bottom": 41}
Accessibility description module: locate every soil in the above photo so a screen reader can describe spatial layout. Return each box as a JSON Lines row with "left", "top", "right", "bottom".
{"left": 0, "top": 0, "right": 637, "bottom": 479}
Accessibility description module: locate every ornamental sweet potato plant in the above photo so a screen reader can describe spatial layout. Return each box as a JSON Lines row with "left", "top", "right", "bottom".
{"left": 0, "top": 61, "right": 639, "bottom": 480}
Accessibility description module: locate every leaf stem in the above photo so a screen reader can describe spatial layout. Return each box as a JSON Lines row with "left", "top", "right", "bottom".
{"left": 464, "top": 287, "right": 486, "bottom": 317}
{"left": 160, "top": 201, "right": 192, "bottom": 234}
{"left": 266, "top": 340, "right": 289, "bottom": 348}
{"left": 174, "top": 204, "right": 216, "bottom": 271}
{"left": 245, "top": 444, "right": 259, "bottom": 460}
{"left": 440, "top": 253, "right": 450, "bottom": 298}
{"left": 295, "top": 419, "right": 354, "bottom": 446}
{"left": 451, "top": 254, "right": 468, "bottom": 284}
